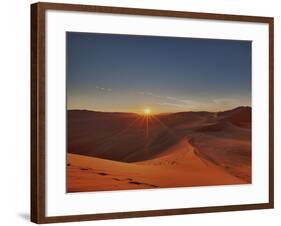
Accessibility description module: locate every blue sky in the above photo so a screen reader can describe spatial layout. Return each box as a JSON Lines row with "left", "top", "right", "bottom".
{"left": 67, "top": 32, "right": 251, "bottom": 113}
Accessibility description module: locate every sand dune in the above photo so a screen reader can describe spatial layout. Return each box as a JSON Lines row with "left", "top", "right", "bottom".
{"left": 218, "top": 106, "right": 251, "bottom": 128}
{"left": 67, "top": 106, "right": 251, "bottom": 192}
{"left": 67, "top": 139, "right": 245, "bottom": 192}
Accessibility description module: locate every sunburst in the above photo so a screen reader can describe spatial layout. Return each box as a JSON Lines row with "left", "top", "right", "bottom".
{"left": 143, "top": 108, "right": 151, "bottom": 115}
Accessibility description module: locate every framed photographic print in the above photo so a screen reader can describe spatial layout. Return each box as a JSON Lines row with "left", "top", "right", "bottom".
{"left": 31, "top": 2, "right": 274, "bottom": 224}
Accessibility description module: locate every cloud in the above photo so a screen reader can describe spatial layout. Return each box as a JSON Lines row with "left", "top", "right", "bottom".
{"left": 165, "top": 96, "right": 197, "bottom": 106}
{"left": 95, "top": 86, "right": 112, "bottom": 92}
{"left": 157, "top": 102, "right": 187, "bottom": 108}
{"left": 166, "top": 96, "right": 177, "bottom": 100}
{"left": 137, "top": 91, "right": 198, "bottom": 109}
{"left": 212, "top": 98, "right": 237, "bottom": 106}
{"left": 136, "top": 91, "right": 163, "bottom": 99}
{"left": 137, "top": 92, "right": 195, "bottom": 103}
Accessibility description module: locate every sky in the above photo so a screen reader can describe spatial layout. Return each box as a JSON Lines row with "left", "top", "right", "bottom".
{"left": 66, "top": 32, "right": 251, "bottom": 114}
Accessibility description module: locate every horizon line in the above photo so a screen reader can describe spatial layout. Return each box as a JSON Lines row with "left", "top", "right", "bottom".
{"left": 67, "top": 105, "right": 251, "bottom": 115}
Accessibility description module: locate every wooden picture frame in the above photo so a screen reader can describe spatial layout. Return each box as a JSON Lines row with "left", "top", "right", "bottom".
{"left": 31, "top": 2, "right": 274, "bottom": 224}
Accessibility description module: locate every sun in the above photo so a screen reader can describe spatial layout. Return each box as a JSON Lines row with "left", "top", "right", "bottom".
{"left": 143, "top": 108, "right": 151, "bottom": 115}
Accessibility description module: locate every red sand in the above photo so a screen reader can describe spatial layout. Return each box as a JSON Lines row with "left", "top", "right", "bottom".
{"left": 67, "top": 106, "right": 251, "bottom": 192}
{"left": 67, "top": 139, "right": 246, "bottom": 192}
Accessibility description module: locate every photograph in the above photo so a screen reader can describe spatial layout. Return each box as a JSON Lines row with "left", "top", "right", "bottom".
{"left": 66, "top": 32, "right": 252, "bottom": 193}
